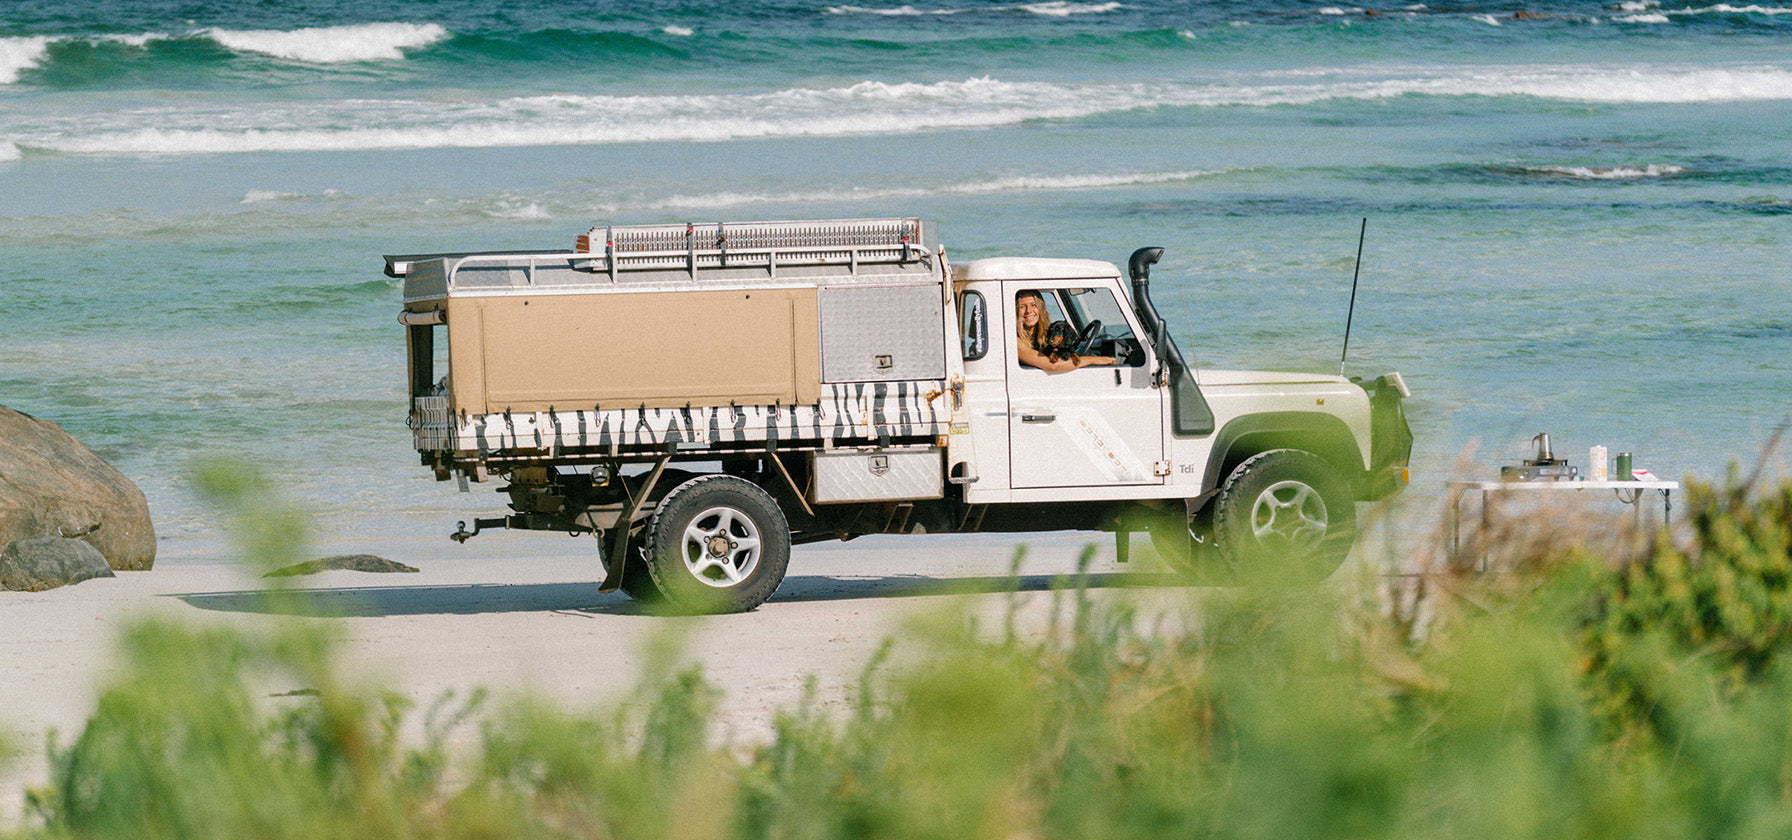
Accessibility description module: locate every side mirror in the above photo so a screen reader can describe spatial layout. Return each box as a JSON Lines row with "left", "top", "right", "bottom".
{"left": 960, "top": 291, "right": 988, "bottom": 361}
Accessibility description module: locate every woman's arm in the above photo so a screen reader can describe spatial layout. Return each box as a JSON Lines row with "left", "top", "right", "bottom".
{"left": 1019, "top": 344, "right": 1116, "bottom": 372}
{"left": 1018, "top": 343, "right": 1078, "bottom": 372}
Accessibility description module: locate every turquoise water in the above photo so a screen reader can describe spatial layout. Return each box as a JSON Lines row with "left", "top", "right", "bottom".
{"left": 3, "top": 1, "right": 1790, "bottom": 553}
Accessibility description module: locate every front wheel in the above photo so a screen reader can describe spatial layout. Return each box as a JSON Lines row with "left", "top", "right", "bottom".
{"left": 642, "top": 475, "right": 791, "bottom": 614}
{"left": 1205, "top": 449, "right": 1356, "bottom": 585}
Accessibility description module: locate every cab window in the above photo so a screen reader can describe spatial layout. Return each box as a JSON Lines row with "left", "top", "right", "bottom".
{"left": 1061, "top": 287, "right": 1146, "bottom": 367}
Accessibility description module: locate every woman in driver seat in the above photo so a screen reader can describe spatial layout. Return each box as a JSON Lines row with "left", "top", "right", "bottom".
{"left": 1015, "top": 290, "right": 1115, "bottom": 372}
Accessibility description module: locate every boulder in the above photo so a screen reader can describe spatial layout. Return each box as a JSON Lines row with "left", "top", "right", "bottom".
{"left": 264, "top": 554, "right": 419, "bottom": 578}
{"left": 1, "top": 536, "right": 116, "bottom": 591}
{"left": 0, "top": 405, "right": 155, "bottom": 571}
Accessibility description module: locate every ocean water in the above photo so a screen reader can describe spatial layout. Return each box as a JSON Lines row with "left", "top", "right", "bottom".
{"left": 3, "top": 0, "right": 1790, "bottom": 558}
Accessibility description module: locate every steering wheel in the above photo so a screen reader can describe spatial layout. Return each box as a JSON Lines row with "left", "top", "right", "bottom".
{"left": 1072, "top": 320, "right": 1104, "bottom": 356}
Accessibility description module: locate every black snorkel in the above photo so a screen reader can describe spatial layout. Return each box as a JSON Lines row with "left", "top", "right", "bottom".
{"left": 1129, "top": 247, "right": 1168, "bottom": 353}
{"left": 1128, "top": 246, "right": 1214, "bottom": 437}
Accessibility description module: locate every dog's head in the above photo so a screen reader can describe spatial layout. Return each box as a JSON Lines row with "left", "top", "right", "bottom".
{"left": 1044, "top": 321, "right": 1076, "bottom": 358}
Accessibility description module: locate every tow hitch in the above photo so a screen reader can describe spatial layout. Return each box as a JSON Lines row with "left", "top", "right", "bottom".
{"left": 450, "top": 517, "right": 509, "bottom": 543}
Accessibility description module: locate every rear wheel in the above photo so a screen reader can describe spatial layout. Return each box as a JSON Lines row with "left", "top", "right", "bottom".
{"left": 643, "top": 475, "right": 790, "bottom": 614}
{"left": 1207, "top": 449, "right": 1356, "bottom": 585}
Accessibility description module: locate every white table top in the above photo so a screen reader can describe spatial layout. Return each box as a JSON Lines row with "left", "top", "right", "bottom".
{"left": 1447, "top": 479, "right": 1680, "bottom": 492}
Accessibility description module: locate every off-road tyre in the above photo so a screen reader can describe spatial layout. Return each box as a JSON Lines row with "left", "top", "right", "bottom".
{"left": 1206, "top": 449, "right": 1356, "bottom": 586}
{"left": 642, "top": 474, "right": 791, "bottom": 614}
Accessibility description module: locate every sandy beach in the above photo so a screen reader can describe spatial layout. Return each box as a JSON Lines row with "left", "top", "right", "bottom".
{"left": 0, "top": 530, "right": 1187, "bottom": 824}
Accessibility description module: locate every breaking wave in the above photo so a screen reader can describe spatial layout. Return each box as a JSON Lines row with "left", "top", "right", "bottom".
{"left": 200, "top": 23, "right": 450, "bottom": 63}
{"left": 9, "top": 66, "right": 1792, "bottom": 156}
{"left": 0, "top": 36, "right": 52, "bottom": 84}
{"left": 0, "top": 23, "right": 449, "bottom": 84}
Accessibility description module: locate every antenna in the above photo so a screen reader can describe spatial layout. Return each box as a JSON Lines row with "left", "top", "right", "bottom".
{"left": 1339, "top": 217, "right": 1367, "bottom": 376}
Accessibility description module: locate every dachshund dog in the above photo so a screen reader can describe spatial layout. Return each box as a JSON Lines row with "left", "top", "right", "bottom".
{"left": 1042, "top": 320, "right": 1080, "bottom": 363}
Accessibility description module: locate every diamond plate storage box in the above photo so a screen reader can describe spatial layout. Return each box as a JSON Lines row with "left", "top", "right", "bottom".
{"left": 810, "top": 447, "right": 943, "bottom": 503}
{"left": 819, "top": 284, "right": 945, "bottom": 383}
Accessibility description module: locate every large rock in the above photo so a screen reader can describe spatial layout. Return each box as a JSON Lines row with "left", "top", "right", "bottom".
{"left": 0, "top": 405, "right": 155, "bottom": 571}
{"left": 0, "top": 536, "right": 115, "bottom": 591}
{"left": 265, "top": 554, "right": 419, "bottom": 578}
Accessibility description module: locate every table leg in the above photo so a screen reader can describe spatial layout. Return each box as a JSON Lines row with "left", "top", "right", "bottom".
{"left": 1480, "top": 489, "right": 1491, "bottom": 572}
{"left": 1447, "top": 489, "right": 1460, "bottom": 565}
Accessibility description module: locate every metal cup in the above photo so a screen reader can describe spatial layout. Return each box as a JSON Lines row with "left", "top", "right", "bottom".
{"left": 1616, "top": 452, "right": 1633, "bottom": 481}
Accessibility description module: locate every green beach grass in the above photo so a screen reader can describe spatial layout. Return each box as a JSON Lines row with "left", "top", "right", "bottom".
{"left": 11, "top": 462, "right": 1792, "bottom": 839}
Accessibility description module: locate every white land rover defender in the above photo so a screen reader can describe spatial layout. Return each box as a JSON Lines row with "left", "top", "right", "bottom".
{"left": 387, "top": 218, "right": 1412, "bottom": 613}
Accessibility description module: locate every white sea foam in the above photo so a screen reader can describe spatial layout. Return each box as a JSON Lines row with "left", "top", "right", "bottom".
{"left": 0, "top": 36, "right": 51, "bottom": 84}
{"left": 1320, "top": 7, "right": 1349, "bottom": 15}
{"left": 0, "top": 141, "right": 20, "bottom": 162}
{"left": 662, "top": 25, "right": 695, "bottom": 36}
{"left": 1615, "top": 12, "right": 1671, "bottom": 20}
{"left": 485, "top": 200, "right": 552, "bottom": 220}
{"left": 1523, "top": 164, "right": 1685, "bottom": 179}
{"left": 1017, "top": 2, "right": 1124, "bottom": 16}
{"left": 826, "top": 1, "right": 1119, "bottom": 14}
{"left": 825, "top": 5, "right": 963, "bottom": 14}
{"left": 98, "top": 32, "right": 170, "bottom": 48}
{"left": 240, "top": 190, "right": 306, "bottom": 204}
{"left": 1617, "top": 0, "right": 1659, "bottom": 9}
{"left": 1474, "top": 14, "right": 1503, "bottom": 24}
{"left": 945, "top": 170, "right": 1214, "bottom": 191}
{"left": 651, "top": 169, "right": 1218, "bottom": 210}
{"left": 17, "top": 68, "right": 1792, "bottom": 157}
{"left": 202, "top": 22, "right": 449, "bottom": 63}
{"left": 1663, "top": 4, "right": 1792, "bottom": 13}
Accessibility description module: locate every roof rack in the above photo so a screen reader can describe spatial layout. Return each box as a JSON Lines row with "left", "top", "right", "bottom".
{"left": 575, "top": 218, "right": 930, "bottom": 281}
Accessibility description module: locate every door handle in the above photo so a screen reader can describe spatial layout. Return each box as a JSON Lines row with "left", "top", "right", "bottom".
{"left": 1020, "top": 412, "right": 1056, "bottom": 423}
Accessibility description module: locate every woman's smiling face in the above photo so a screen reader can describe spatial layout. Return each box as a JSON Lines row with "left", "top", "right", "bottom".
{"left": 1017, "top": 294, "right": 1043, "bottom": 329}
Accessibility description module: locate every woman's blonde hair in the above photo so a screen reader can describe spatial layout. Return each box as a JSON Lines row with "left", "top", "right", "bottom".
{"left": 1015, "top": 290, "right": 1049, "bottom": 351}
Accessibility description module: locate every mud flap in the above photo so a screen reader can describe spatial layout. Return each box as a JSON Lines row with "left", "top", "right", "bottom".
{"left": 598, "top": 455, "right": 671, "bottom": 594}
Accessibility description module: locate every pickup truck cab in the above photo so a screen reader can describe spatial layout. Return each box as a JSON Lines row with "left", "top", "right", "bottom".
{"left": 387, "top": 218, "right": 1411, "bottom": 613}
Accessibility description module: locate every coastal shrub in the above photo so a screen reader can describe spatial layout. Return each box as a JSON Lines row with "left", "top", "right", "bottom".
{"left": 1577, "top": 475, "right": 1792, "bottom": 737}
{"left": 12, "top": 468, "right": 1792, "bottom": 840}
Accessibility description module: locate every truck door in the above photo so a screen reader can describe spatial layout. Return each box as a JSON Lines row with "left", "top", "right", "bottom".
{"left": 1004, "top": 282, "right": 1165, "bottom": 489}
